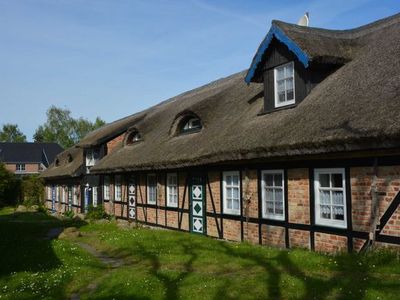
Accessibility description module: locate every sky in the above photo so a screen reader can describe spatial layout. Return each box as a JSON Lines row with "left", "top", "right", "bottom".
{"left": 0, "top": 0, "right": 399, "bottom": 141}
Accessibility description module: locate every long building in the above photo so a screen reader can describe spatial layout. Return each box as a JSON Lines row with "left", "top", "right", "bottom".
{"left": 41, "top": 13, "right": 400, "bottom": 253}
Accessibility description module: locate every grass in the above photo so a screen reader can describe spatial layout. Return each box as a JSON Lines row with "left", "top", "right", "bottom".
{"left": 1, "top": 207, "right": 400, "bottom": 299}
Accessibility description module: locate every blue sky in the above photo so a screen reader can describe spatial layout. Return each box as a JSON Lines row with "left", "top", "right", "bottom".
{"left": 0, "top": 0, "right": 399, "bottom": 141}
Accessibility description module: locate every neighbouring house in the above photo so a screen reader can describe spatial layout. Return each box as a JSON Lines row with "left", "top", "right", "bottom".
{"left": 0, "top": 142, "right": 63, "bottom": 175}
{"left": 41, "top": 13, "right": 400, "bottom": 253}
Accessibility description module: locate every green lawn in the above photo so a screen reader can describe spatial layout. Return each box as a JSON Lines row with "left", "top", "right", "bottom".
{"left": 1, "top": 207, "right": 400, "bottom": 299}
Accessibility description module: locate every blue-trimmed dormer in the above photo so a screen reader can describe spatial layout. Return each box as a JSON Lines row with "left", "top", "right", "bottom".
{"left": 246, "top": 22, "right": 342, "bottom": 113}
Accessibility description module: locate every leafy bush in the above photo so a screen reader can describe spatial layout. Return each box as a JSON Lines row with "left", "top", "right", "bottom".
{"left": 0, "top": 163, "right": 21, "bottom": 206}
{"left": 86, "top": 205, "right": 109, "bottom": 221}
{"left": 64, "top": 210, "right": 75, "bottom": 218}
{"left": 22, "top": 175, "right": 44, "bottom": 206}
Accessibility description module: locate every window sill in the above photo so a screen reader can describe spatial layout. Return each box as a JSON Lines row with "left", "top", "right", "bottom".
{"left": 315, "top": 219, "right": 347, "bottom": 229}
{"left": 258, "top": 103, "right": 298, "bottom": 116}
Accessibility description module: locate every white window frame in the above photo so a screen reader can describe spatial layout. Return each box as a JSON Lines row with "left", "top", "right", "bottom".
{"left": 103, "top": 176, "right": 110, "bottom": 200}
{"left": 16, "top": 163, "right": 25, "bottom": 172}
{"left": 73, "top": 186, "right": 78, "bottom": 205}
{"left": 274, "top": 61, "right": 295, "bottom": 108}
{"left": 47, "top": 186, "right": 51, "bottom": 199}
{"left": 222, "top": 171, "right": 241, "bottom": 215}
{"left": 167, "top": 173, "right": 178, "bottom": 207}
{"left": 92, "top": 186, "right": 98, "bottom": 207}
{"left": 147, "top": 174, "right": 157, "bottom": 205}
{"left": 314, "top": 168, "right": 347, "bottom": 228}
{"left": 261, "top": 170, "right": 285, "bottom": 220}
{"left": 61, "top": 185, "right": 67, "bottom": 203}
{"left": 114, "top": 175, "right": 122, "bottom": 201}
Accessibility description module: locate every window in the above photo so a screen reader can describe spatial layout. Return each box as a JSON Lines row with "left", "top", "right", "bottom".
{"left": 115, "top": 175, "right": 122, "bottom": 201}
{"left": 147, "top": 174, "right": 157, "bottom": 205}
{"left": 16, "top": 164, "right": 25, "bottom": 172}
{"left": 167, "top": 173, "right": 178, "bottom": 207}
{"left": 126, "top": 130, "right": 142, "bottom": 145}
{"left": 86, "top": 149, "right": 100, "bottom": 167}
{"left": 61, "top": 186, "right": 67, "bottom": 203}
{"left": 261, "top": 170, "right": 285, "bottom": 220}
{"left": 274, "top": 62, "right": 295, "bottom": 107}
{"left": 73, "top": 186, "right": 78, "bottom": 205}
{"left": 68, "top": 186, "right": 73, "bottom": 205}
{"left": 92, "top": 186, "right": 98, "bottom": 207}
{"left": 314, "top": 168, "right": 347, "bottom": 228}
{"left": 180, "top": 117, "right": 202, "bottom": 133}
{"left": 103, "top": 176, "right": 110, "bottom": 200}
{"left": 47, "top": 186, "right": 51, "bottom": 200}
{"left": 223, "top": 171, "right": 240, "bottom": 215}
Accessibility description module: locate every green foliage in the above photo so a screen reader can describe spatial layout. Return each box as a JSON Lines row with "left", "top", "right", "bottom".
{"left": 64, "top": 210, "right": 75, "bottom": 218}
{"left": 0, "top": 208, "right": 103, "bottom": 299}
{"left": 21, "top": 175, "right": 44, "bottom": 206}
{"left": 0, "top": 163, "right": 21, "bottom": 206}
{"left": 0, "top": 123, "right": 27, "bottom": 142}
{"left": 33, "top": 105, "right": 106, "bottom": 148}
{"left": 85, "top": 205, "right": 109, "bottom": 220}
{"left": 1, "top": 207, "right": 400, "bottom": 299}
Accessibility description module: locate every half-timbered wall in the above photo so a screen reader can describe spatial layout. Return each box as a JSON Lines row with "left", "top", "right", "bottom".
{"left": 101, "top": 157, "right": 400, "bottom": 254}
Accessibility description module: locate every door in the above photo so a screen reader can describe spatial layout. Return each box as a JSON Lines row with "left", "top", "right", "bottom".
{"left": 190, "top": 175, "right": 206, "bottom": 234}
{"left": 128, "top": 176, "right": 136, "bottom": 220}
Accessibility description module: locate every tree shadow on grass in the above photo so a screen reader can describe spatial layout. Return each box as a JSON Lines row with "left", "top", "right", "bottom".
{"left": 217, "top": 241, "right": 399, "bottom": 300}
{"left": 0, "top": 210, "right": 96, "bottom": 299}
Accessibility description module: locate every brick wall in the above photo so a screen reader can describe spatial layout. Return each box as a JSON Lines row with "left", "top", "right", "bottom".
{"left": 315, "top": 233, "right": 347, "bottom": 253}
{"left": 6, "top": 163, "right": 40, "bottom": 174}
{"left": 351, "top": 166, "right": 400, "bottom": 249}
{"left": 106, "top": 134, "right": 124, "bottom": 154}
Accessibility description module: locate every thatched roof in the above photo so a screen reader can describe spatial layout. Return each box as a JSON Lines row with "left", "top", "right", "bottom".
{"left": 89, "top": 13, "right": 400, "bottom": 173}
{"left": 246, "top": 13, "right": 400, "bottom": 82}
{"left": 40, "top": 146, "right": 84, "bottom": 179}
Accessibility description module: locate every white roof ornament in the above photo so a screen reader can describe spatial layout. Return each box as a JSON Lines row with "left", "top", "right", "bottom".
{"left": 297, "top": 12, "right": 309, "bottom": 27}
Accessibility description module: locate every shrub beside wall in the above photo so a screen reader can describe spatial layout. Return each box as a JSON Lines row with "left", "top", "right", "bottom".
{"left": 0, "top": 163, "right": 21, "bottom": 206}
{"left": 21, "top": 175, "right": 44, "bottom": 206}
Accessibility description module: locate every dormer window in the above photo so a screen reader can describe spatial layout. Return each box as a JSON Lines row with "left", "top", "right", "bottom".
{"left": 181, "top": 117, "right": 202, "bottom": 134}
{"left": 274, "top": 62, "right": 295, "bottom": 108}
{"left": 86, "top": 149, "right": 99, "bottom": 167}
{"left": 126, "top": 130, "right": 142, "bottom": 145}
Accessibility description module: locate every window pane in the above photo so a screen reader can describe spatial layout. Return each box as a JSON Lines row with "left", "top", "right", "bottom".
{"left": 233, "top": 199, "right": 239, "bottom": 210}
{"left": 320, "top": 205, "right": 331, "bottom": 219}
{"left": 319, "top": 174, "right": 330, "bottom": 187}
{"left": 287, "top": 90, "right": 294, "bottom": 101}
{"left": 227, "top": 199, "right": 232, "bottom": 209}
{"left": 320, "top": 190, "right": 330, "bottom": 204}
{"left": 276, "top": 67, "right": 284, "bottom": 80}
{"left": 266, "top": 201, "right": 274, "bottom": 214}
{"left": 277, "top": 80, "right": 285, "bottom": 92}
{"left": 232, "top": 175, "right": 239, "bottom": 186}
{"left": 332, "top": 191, "right": 344, "bottom": 205}
{"left": 265, "top": 188, "right": 274, "bottom": 201}
{"left": 333, "top": 206, "right": 344, "bottom": 220}
{"left": 279, "top": 92, "right": 286, "bottom": 103}
{"left": 331, "top": 174, "right": 343, "bottom": 188}
{"left": 274, "top": 174, "right": 282, "bottom": 187}
{"left": 275, "top": 201, "right": 283, "bottom": 215}
{"left": 275, "top": 189, "right": 283, "bottom": 203}
{"left": 232, "top": 188, "right": 239, "bottom": 200}
{"left": 226, "top": 175, "right": 232, "bottom": 185}
{"left": 285, "top": 63, "right": 293, "bottom": 74}
{"left": 264, "top": 174, "right": 273, "bottom": 187}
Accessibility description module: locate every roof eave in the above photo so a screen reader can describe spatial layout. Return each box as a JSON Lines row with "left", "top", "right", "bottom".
{"left": 245, "top": 23, "right": 310, "bottom": 83}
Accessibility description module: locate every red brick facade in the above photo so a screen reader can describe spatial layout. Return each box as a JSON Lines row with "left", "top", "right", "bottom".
{"left": 46, "top": 164, "right": 400, "bottom": 253}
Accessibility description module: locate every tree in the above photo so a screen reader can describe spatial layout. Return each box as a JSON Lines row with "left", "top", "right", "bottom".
{"left": 0, "top": 124, "right": 27, "bottom": 142}
{"left": 33, "top": 106, "right": 106, "bottom": 148}
{"left": 0, "top": 163, "right": 21, "bottom": 206}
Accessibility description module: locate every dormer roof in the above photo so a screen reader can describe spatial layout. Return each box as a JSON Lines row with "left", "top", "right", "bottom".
{"left": 245, "top": 13, "right": 400, "bottom": 83}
